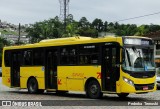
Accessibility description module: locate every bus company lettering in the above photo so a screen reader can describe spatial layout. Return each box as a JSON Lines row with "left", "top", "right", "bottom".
{"left": 58, "top": 79, "right": 62, "bottom": 85}
{"left": 97, "top": 72, "right": 101, "bottom": 79}
{"left": 72, "top": 73, "right": 84, "bottom": 78}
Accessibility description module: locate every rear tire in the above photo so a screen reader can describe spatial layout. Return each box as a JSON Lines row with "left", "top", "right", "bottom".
{"left": 27, "top": 78, "right": 38, "bottom": 94}
{"left": 86, "top": 80, "right": 103, "bottom": 99}
{"left": 117, "top": 93, "right": 129, "bottom": 98}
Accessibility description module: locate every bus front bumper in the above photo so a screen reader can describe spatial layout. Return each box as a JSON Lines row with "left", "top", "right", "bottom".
{"left": 120, "top": 80, "right": 156, "bottom": 93}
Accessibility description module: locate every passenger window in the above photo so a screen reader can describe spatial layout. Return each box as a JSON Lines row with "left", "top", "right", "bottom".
{"left": 23, "top": 50, "right": 32, "bottom": 65}
{"left": 79, "top": 44, "right": 99, "bottom": 65}
{"left": 60, "top": 47, "right": 77, "bottom": 65}
{"left": 4, "top": 51, "right": 11, "bottom": 67}
{"left": 33, "top": 50, "right": 44, "bottom": 66}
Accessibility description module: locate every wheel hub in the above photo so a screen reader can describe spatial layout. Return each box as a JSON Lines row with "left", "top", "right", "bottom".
{"left": 30, "top": 82, "right": 35, "bottom": 92}
{"left": 90, "top": 85, "right": 98, "bottom": 94}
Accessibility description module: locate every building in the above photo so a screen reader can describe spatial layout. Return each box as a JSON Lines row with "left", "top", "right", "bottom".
{"left": 1, "top": 34, "right": 29, "bottom": 44}
{"left": 144, "top": 31, "right": 160, "bottom": 67}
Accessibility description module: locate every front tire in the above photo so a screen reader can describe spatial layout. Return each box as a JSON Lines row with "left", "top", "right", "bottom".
{"left": 86, "top": 80, "right": 103, "bottom": 99}
{"left": 27, "top": 78, "right": 38, "bottom": 94}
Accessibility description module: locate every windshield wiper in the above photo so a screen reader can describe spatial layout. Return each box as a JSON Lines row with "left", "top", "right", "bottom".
{"left": 132, "top": 46, "right": 145, "bottom": 68}
{"left": 126, "top": 49, "right": 131, "bottom": 67}
{"left": 132, "top": 46, "right": 141, "bottom": 57}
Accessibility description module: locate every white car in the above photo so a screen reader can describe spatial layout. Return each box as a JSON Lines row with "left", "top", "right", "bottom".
{"left": 156, "top": 76, "right": 160, "bottom": 90}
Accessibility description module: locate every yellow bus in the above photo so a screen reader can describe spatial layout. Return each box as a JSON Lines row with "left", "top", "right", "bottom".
{"left": 2, "top": 36, "right": 156, "bottom": 99}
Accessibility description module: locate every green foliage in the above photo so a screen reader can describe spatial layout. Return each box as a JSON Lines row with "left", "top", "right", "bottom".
{"left": 26, "top": 15, "right": 160, "bottom": 43}
{"left": 92, "top": 18, "right": 104, "bottom": 32}
{"left": 135, "top": 25, "right": 149, "bottom": 36}
{"left": 0, "top": 29, "right": 18, "bottom": 35}
{"left": 0, "top": 37, "right": 11, "bottom": 66}
{"left": 26, "top": 16, "right": 63, "bottom": 43}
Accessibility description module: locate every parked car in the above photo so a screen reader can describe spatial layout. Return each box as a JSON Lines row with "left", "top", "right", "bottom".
{"left": 156, "top": 76, "right": 160, "bottom": 90}
{"left": 0, "top": 67, "right": 2, "bottom": 77}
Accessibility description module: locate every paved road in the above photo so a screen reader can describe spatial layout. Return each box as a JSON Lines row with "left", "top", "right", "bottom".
{"left": 0, "top": 77, "right": 160, "bottom": 108}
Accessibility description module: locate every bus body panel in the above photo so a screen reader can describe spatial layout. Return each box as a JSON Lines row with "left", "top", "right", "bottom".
{"left": 2, "top": 67, "right": 11, "bottom": 87}
{"left": 20, "top": 77, "right": 28, "bottom": 88}
{"left": 20, "top": 67, "right": 44, "bottom": 78}
{"left": 67, "top": 78, "right": 84, "bottom": 91}
{"left": 36, "top": 77, "right": 45, "bottom": 89}
{"left": 120, "top": 80, "right": 156, "bottom": 93}
{"left": 2, "top": 77, "right": 11, "bottom": 88}
{"left": 119, "top": 71, "right": 156, "bottom": 93}
{"left": 57, "top": 77, "right": 67, "bottom": 90}
{"left": 20, "top": 67, "right": 45, "bottom": 89}
{"left": 57, "top": 66, "right": 101, "bottom": 91}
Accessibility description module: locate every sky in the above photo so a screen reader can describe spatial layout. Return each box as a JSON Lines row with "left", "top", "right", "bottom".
{"left": 0, "top": 0, "right": 160, "bottom": 25}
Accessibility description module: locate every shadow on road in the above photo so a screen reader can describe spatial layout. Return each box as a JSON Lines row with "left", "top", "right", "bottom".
{"left": 6, "top": 90, "right": 147, "bottom": 101}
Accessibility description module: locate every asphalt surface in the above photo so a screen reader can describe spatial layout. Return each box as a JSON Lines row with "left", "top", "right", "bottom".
{"left": 0, "top": 77, "right": 160, "bottom": 108}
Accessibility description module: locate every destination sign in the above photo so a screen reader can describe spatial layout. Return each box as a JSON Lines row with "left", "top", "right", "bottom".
{"left": 124, "top": 38, "right": 150, "bottom": 45}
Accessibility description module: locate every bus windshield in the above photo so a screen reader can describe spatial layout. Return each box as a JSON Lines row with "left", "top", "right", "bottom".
{"left": 122, "top": 47, "right": 155, "bottom": 72}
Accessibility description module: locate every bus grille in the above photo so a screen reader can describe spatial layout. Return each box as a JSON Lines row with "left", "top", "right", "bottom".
{"left": 134, "top": 83, "right": 154, "bottom": 90}
{"left": 130, "top": 72, "right": 155, "bottom": 78}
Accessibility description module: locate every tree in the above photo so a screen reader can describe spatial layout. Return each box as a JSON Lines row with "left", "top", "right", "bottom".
{"left": 92, "top": 18, "right": 104, "bottom": 32}
{"left": 26, "top": 15, "right": 160, "bottom": 42}
{"left": 78, "top": 17, "right": 91, "bottom": 28}
{"left": 26, "top": 16, "right": 63, "bottom": 43}
{"left": 65, "top": 21, "right": 78, "bottom": 37}
{"left": 77, "top": 27, "right": 98, "bottom": 37}
{"left": 149, "top": 24, "right": 160, "bottom": 33}
{"left": 62, "top": 14, "right": 79, "bottom": 37}
{"left": 108, "top": 22, "right": 115, "bottom": 33}
{"left": 0, "top": 37, "right": 11, "bottom": 66}
{"left": 103, "top": 21, "right": 108, "bottom": 32}
{"left": 135, "top": 25, "right": 149, "bottom": 36}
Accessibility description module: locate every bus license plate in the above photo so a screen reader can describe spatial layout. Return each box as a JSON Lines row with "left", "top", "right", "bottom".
{"left": 143, "top": 86, "right": 148, "bottom": 90}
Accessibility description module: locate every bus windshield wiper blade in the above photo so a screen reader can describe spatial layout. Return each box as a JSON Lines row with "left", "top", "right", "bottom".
{"left": 126, "top": 49, "right": 131, "bottom": 67}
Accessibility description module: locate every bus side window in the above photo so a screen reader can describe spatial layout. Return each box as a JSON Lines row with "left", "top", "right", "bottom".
{"left": 60, "top": 47, "right": 77, "bottom": 65}
{"left": 33, "top": 50, "right": 44, "bottom": 66}
{"left": 80, "top": 56, "right": 88, "bottom": 64}
{"left": 60, "top": 48, "right": 68, "bottom": 65}
{"left": 23, "top": 50, "right": 32, "bottom": 66}
{"left": 69, "top": 48, "right": 77, "bottom": 64}
{"left": 4, "top": 51, "right": 11, "bottom": 67}
{"left": 79, "top": 44, "right": 99, "bottom": 65}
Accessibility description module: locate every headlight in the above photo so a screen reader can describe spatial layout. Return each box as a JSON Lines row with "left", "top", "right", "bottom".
{"left": 123, "top": 77, "right": 134, "bottom": 86}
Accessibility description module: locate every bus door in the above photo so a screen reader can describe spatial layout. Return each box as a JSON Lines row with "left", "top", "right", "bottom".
{"left": 11, "top": 52, "right": 21, "bottom": 87}
{"left": 101, "top": 43, "right": 120, "bottom": 92}
{"left": 45, "top": 49, "right": 58, "bottom": 89}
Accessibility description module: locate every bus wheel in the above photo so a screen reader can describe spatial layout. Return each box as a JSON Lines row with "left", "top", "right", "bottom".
{"left": 117, "top": 93, "right": 129, "bottom": 98}
{"left": 86, "top": 80, "right": 102, "bottom": 99}
{"left": 27, "top": 78, "right": 38, "bottom": 94}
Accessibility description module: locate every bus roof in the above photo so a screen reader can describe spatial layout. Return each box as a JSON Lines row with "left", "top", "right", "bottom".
{"left": 3, "top": 36, "right": 151, "bottom": 50}
{"left": 39, "top": 36, "right": 92, "bottom": 43}
{"left": 123, "top": 36, "right": 151, "bottom": 39}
